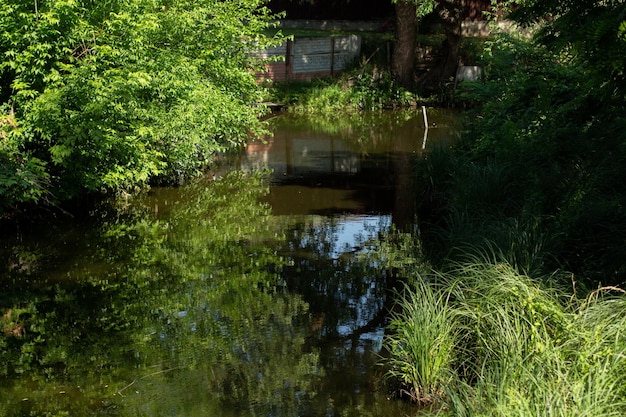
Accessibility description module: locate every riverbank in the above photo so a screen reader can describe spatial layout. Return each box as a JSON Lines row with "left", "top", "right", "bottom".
{"left": 380, "top": 255, "right": 626, "bottom": 415}
{"left": 383, "top": 5, "right": 626, "bottom": 415}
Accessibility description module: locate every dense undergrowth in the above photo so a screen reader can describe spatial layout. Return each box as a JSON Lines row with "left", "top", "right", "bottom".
{"left": 268, "top": 68, "right": 422, "bottom": 112}
{"left": 379, "top": 0, "right": 626, "bottom": 414}
{"left": 421, "top": 32, "right": 626, "bottom": 284}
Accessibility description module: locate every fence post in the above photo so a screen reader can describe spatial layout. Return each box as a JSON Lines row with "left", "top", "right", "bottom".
{"left": 285, "top": 39, "right": 292, "bottom": 80}
{"left": 330, "top": 37, "right": 335, "bottom": 76}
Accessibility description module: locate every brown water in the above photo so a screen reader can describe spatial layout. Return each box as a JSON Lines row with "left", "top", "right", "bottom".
{"left": 0, "top": 109, "right": 459, "bottom": 416}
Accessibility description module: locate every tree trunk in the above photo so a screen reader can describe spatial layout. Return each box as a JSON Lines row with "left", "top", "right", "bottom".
{"left": 392, "top": 1, "right": 417, "bottom": 89}
{"left": 438, "top": 0, "right": 462, "bottom": 81}
{"left": 417, "top": 0, "right": 462, "bottom": 89}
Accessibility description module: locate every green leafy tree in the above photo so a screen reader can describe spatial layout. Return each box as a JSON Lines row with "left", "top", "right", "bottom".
{"left": 0, "top": 0, "right": 282, "bottom": 212}
{"left": 508, "top": 0, "right": 626, "bottom": 83}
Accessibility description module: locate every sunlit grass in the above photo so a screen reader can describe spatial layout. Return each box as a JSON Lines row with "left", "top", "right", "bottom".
{"left": 381, "top": 258, "right": 626, "bottom": 416}
{"left": 268, "top": 70, "right": 421, "bottom": 113}
{"left": 383, "top": 278, "right": 459, "bottom": 404}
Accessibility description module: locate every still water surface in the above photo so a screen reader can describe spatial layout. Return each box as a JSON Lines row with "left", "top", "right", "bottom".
{"left": 0, "top": 110, "right": 459, "bottom": 416}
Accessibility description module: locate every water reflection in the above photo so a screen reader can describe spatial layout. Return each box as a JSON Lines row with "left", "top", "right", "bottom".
{"left": 238, "top": 110, "right": 459, "bottom": 224}
{"left": 0, "top": 110, "right": 459, "bottom": 416}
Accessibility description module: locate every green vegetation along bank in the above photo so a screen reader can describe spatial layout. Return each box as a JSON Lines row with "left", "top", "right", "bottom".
{"left": 0, "top": 0, "right": 283, "bottom": 216}
{"left": 381, "top": 252, "right": 626, "bottom": 416}
{"left": 382, "top": 0, "right": 626, "bottom": 415}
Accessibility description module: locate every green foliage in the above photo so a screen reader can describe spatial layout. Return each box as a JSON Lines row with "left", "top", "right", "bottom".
{"left": 380, "top": 256, "right": 626, "bottom": 416}
{"left": 0, "top": 157, "right": 49, "bottom": 205}
{"left": 451, "top": 263, "right": 569, "bottom": 370}
{"left": 443, "top": 266, "right": 626, "bottom": 417}
{"left": 510, "top": 0, "right": 626, "bottom": 77}
{"left": 0, "top": 0, "right": 80, "bottom": 103}
{"left": 0, "top": 131, "right": 50, "bottom": 209}
{"left": 0, "top": 0, "right": 281, "bottom": 212}
{"left": 427, "top": 0, "right": 626, "bottom": 283}
{"left": 383, "top": 278, "right": 458, "bottom": 404}
{"left": 392, "top": 0, "right": 437, "bottom": 19}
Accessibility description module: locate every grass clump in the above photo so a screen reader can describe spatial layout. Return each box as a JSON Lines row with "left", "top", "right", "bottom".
{"left": 383, "top": 278, "right": 459, "bottom": 404}
{"left": 269, "top": 68, "right": 422, "bottom": 113}
{"left": 381, "top": 258, "right": 626, "bottom": 416}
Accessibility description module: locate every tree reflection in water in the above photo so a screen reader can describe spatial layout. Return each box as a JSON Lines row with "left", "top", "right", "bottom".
{"left": 0, "top": 172, "right": 320, "bottom": 416}
{"left": 0, "top": 110, "right": 459, "bottom": 416}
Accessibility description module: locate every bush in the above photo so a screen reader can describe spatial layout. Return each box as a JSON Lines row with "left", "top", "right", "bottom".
{"left": 0, "top": 0, "right": 281, "bottom": 213}
{"left": 422, "top": 28, "right": 626, "bottom": 284}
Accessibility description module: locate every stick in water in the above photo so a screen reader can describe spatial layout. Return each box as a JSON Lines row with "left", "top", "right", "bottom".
{"left": 422, "top": 106, "right": 429, "bottom": 150}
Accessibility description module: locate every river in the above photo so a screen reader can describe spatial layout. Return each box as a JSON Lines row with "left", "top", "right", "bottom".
{"left": 0, "top": 109, "right": 459, "bottom": 416}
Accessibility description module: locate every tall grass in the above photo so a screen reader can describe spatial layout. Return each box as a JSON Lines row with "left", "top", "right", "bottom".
{"left": 445, "top": 295, "right": 626, "bottom": 416}
{"left": 383, "top": 278, "right": 459, "bottom": 404}
{"left": 381, "top": 260, "right": 626, "bottom": 416}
